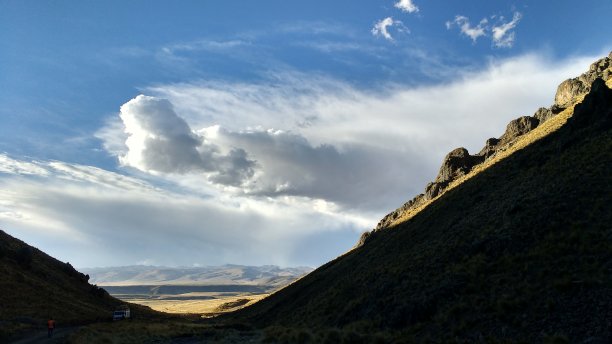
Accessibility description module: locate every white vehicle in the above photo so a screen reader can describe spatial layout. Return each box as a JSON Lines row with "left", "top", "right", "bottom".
{"left": 113, "top": 305, "right": 131, "bottom": 320}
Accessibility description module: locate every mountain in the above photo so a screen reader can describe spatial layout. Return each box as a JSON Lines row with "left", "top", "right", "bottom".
{"left": 81, "top": 265, "right": 312, "bottom": 288}
{"left": 228, "top": 53, "right": 612, "bottom": 342}
{"left": 0, "top": 229, "right": 159, "bottom": 341}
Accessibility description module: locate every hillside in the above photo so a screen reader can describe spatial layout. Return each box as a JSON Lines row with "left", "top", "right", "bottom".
{"left": 0, "top": 229, "right": 160, "bottom": 341}
{"left": 82, "top": 265, "right": 312, "bottom": 287}
{"left": 228, "top": 56, "right": 612, "bottom": 342}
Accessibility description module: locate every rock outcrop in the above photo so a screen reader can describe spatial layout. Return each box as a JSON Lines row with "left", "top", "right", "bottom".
{"left": 554, "top": 51, "right": 611, "bottom": 109}
{"left": 567, "top": 77, "right": 612, "bottom": 131}
{"left": 533, "top": 107, "right": 554, "bottom": 123}
{"left": 368, "top": 51, "right": 612, "bottom": 236}
{"left": 555, "top": 78, "right": 589, "bottom": 108}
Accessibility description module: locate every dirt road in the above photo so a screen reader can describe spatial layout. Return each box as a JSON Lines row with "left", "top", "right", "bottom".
{"left": 10, "top": 326, "right": 80, "bottom": 344}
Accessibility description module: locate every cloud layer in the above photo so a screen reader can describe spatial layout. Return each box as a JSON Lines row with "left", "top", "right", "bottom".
{"left": 0, "top": 154, "right": 366, "bottom": 267}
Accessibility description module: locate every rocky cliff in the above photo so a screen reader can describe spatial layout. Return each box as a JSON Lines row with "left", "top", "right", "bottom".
{"left": 368, "top": 51, "right": 612, "bottom": 238}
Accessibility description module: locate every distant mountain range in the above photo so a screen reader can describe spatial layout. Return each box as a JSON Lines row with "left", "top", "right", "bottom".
{"left": 81, "top": 265, "right": 313, "bottom": 287}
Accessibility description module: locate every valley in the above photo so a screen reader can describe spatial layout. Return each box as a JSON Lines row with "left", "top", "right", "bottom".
{"left": 82, "top": 265, "right": 311, "bottom": 316}
{"left": 1, "top": 49, "right": 610, "bottom": 343}
{"left": 102, "top": 284, "right": 270, "bottom": 315}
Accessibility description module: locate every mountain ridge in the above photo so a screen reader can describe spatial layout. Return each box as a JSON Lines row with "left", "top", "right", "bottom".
{"left": 0, "top": 229, "right": 163, "bottom": 340}
{"left": 365, "top": 51, "right": 612, "bottom": 240}
{"left": 82, "top": 265, "right": 312, "bottom": 287}
{"left": 227, "top": 53, "right": 612, "bottom": 342}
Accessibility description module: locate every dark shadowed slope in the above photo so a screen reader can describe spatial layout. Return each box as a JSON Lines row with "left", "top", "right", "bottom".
{"left": 229, "top": 77, "right": 612, "bottom": 342}
{"left": 0, "top": 230, "right": 160, "bottom": 341}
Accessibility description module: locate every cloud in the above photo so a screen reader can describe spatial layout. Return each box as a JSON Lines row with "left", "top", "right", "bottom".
{"left": 0, "top": 155, "right": 49, "bottom": 176}
{"left": 109, "top": 53, "right": 595, "bottom": 213}
{"left": 4, "top": 52, "right": 597, "bottom": 268}
{"left": 371, "top": 17, "right": 408, "bottom": 41}
{"left": 394, "top": 0, "right": 419, "bottom": 13}
{"left": 112, "top": 94, "right": 425, "bottom": 210}
{"left": 118, "top": 95, "right": 255, "bottom": 186}
{"left": 446, "top": 15, "right": 488, "bottom": 43}
{"left": 294, "top": 41, "right": 368, "bottom": 54}
{"left": 163, "top": 39, "right": 250, "bottom": 54}
{"left": 0, "top": 154, "right": 368, "bottom": 267}
{"left": 447, "top": 12, "right": 523, "bottom": 48}
{"left": 492, "top": 12, "right": 522, "bottom": 48}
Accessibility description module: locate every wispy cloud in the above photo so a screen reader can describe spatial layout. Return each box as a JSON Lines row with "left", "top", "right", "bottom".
{"left": 394, "top": 0, "right": 419, "bottom": 13}
{"left": 294, "top": 41, "right": 368, "bottom": 54}
{"left": 372, "top": 17, "right": 408, "bottom": 41}
{"left": 492, "top": 12, "right": 522, "bottom": 48}
{"left": 446, "top": 15, "right": 488, "bottom": 43}
{"left": 162, "top": 39, "right": 251, "bottom": 54}
{"left": 447, "top": 11, "right": 523, "bottom": 48}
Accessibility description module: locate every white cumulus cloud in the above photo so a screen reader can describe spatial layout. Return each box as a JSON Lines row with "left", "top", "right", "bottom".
{"left": 119, "top": 95, "right": 255, "bottom": 186}
{"left": 395, "top": 0, "right": 419, "bottom": 13}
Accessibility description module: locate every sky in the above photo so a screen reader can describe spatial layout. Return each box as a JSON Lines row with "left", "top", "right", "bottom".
{"left": 0, "top": 0, "right": 610, "bottom": 269}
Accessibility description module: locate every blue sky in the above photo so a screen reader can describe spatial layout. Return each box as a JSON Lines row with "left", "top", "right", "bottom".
{"left": 0, "top": 0, "right": 610, "bottom": 268}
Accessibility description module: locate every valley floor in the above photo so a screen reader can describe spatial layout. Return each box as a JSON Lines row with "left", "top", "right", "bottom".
{"left": 126, "top": 293, "right": 269, "bottom": 316}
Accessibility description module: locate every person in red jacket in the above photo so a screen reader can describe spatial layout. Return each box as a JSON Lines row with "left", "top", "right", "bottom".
{"left": 47, "top": 317, "right": 55, "bottom": 338}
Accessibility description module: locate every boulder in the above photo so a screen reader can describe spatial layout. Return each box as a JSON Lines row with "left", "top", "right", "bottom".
{"left": 434, "top": 148, "right": 484, "bottom": 184}
{"left": 553, "top": 53, "right": 611, "bottom": 110}
{"left": 533, "top": 107, "right": 554, "bottom": 123}
{"left": 424, "top": 182, "right": 441, "bottom": 200}
{"left": 567, "top": 78, "right": 612, "bottom": 131}
{"left": 499, "top": 116, "right": 540, "bottom": 144}
{"left": 589, "top": 56, "right": 609, "bottom": 74}
{"left": 555, "top": 78, "right": 589, "bottom": 108}
{"left": 477, "top": 137, "right": 500, "bottom": 159}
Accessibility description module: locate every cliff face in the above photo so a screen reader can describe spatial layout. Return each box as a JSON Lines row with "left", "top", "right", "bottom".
{"left": 369, "top": 51, "right": 612, "bottom": 236}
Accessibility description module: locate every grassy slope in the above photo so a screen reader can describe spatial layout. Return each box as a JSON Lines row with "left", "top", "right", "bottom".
{"left": 230, "top": 82, "right": 612, "bottom": 342}
{"left": 0, "top": 230, "right": 161, "bottom": 340}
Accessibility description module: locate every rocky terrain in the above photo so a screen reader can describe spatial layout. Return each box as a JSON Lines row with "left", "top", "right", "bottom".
{"left": 368, "top": 51, "right": 612, "bottom": 237}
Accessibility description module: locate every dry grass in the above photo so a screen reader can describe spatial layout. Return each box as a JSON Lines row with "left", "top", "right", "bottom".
{"left": 127, "top": 294, "right": 269, "bottom": 315}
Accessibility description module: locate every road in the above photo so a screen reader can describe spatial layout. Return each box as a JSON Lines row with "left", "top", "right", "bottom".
{"left": 10, "top": 326, "right": 80, "bottom": 344}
